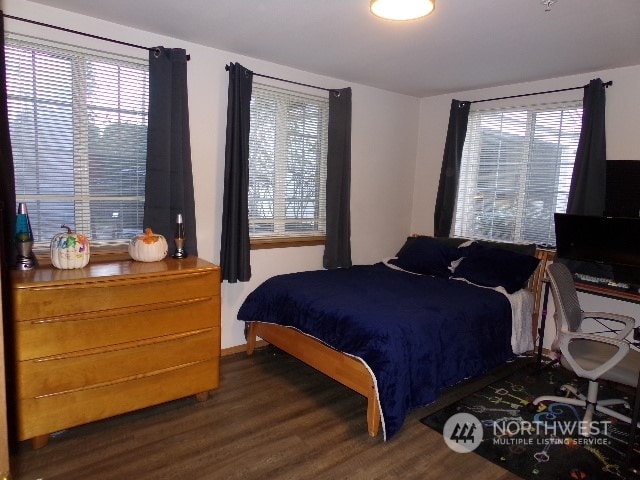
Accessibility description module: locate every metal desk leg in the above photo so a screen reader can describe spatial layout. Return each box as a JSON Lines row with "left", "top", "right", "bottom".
{"left": 532, "top": 281, "right": 560, "bottom": 374}
{"left": 536, "top": 281, "right": 551, "bottom": 369}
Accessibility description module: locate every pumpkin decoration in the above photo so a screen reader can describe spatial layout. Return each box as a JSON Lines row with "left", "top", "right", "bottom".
{"left": 128, "top": 228, "right": 168, "bottom": 262}
{"left": 50, "top": 225, "right": 91, "bottom": 269}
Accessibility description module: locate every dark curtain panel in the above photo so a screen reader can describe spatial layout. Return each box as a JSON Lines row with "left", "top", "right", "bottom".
{"left": 144, "top": 47, "right": 198, "bottom": 256}
{"left": 433, "top": 100, "right": 470, "bottom": 237}
{"left": 220, "top": 62, "right": 253, "bottom": 282}
{"left": 323, "top": 87, "right": 352, "bottom": 269}
{"left": 566, "top": 78, "right": 607, "bottom": 216}
{"left": 0, "top": 13, "right": 16, "bottom": 267}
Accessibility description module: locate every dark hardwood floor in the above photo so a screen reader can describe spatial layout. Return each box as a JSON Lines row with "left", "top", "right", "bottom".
{"left": 10, "top": 346, "right": 525, "bottom": 480}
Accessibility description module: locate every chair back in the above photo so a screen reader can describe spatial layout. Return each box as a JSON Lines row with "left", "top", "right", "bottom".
{"left": 546, "top": 262, "right": 583, "bottom": 334}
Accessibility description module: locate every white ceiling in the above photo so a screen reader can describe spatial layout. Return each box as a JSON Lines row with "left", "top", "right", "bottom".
{"left": 27, "top": 0, "right": 640, "bottom": 97}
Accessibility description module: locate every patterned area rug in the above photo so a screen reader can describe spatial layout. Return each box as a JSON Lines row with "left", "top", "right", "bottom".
{"left": 421, "top": 365, "right": 639, "bottom": 479}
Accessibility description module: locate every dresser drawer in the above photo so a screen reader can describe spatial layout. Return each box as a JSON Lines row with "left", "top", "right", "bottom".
{"left": 17, "top": 359, "right": 220, "bottom": 440}
{"left": 13, "top": 269, "right": 218, "bottom": 322}
{"left": 15, "top": 296, "right": 220, "bottom": 361}
{"left": 18, "top": 328, "right": 220, "bottom": 399}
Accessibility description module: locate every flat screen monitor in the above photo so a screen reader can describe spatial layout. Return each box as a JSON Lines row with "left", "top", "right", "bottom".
{"left": 554, "top": 213, "right": 640, "bottom": 284}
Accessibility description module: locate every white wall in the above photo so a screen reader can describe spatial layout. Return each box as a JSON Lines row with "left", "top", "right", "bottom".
{"left": 414, "top": 65, "right": 640, "bottom": 347}
{"left": 4, "top": 0, "right": 420, "bottom": 349}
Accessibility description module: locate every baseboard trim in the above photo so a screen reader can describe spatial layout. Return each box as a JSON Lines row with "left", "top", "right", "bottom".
{"left": 221, "top": 340, "right": 268, "bottom": 357}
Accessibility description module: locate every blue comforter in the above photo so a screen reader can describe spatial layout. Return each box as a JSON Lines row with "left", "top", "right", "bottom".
{"left": 237, "top": 263, "right": 514, "bottom": 439}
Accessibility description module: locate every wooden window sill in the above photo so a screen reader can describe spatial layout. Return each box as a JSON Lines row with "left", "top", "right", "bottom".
{"left": 250, "top": 236, "right": 325, "bottom": 250}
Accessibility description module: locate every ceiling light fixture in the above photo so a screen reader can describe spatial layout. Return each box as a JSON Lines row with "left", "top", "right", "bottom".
{"left": 370, "top": 0, "right": 435, "bottom": 21}
{"left": 541, "top": 0, "right": 557, "bottom": 12}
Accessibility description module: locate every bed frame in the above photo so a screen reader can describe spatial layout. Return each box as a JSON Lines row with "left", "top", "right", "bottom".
{"left": 245, "top": 247, "right": 554, "bottom": 437}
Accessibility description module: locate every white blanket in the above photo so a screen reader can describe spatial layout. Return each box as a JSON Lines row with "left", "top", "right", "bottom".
{"left": 499, "top": 286, "right": 534, "bottom": 355}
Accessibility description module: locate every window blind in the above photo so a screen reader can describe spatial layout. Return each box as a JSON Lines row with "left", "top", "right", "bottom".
{"left": 454, "top": 100, "right": 583, "bottom": 245}
{"left": 248, "top": 83, "right": 328, "bottom": 239}
{"left": 5, "top": 34, "right": 148, "bottom": 246}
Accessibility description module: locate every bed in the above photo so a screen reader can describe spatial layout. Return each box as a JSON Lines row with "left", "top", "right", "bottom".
{"left": 238, "top": 236, "right": 552, "bottom": 440}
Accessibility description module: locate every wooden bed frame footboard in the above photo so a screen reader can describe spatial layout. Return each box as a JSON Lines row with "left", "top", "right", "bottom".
{"left": 246, "top": 321, "right": 381, "bottom": 437}
{"left": 245, "top": 247, "right": 552, "bottom": 439}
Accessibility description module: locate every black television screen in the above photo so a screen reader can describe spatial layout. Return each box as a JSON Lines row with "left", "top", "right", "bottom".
{"left": 554, "top": 213, "right": 640, "bottom": 285}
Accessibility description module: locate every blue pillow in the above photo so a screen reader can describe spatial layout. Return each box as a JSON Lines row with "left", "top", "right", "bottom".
{"left": 453, "top": 243, "right": 540, "bottom": 293}
{"left": 389, "top": 236, "right": 460, "bottom": 277}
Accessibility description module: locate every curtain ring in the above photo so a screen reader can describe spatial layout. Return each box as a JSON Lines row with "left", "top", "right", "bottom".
{"left": 332, "top": 90, "right": 341, "bottom": 98}
{"left": 153, "top": 47, "right": 161, "bottom": 58}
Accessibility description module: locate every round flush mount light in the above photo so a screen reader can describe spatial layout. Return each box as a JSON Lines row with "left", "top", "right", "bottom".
{"left": 370, "top": 0, "right": 435, "bottom": 21}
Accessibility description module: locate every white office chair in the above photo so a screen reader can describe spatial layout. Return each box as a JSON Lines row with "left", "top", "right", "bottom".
{"left": 532, "top": 262, "right": 640, "bottom": 433}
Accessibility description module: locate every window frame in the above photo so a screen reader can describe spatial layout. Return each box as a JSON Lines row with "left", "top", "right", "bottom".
{"left": 5, "top": 33, "right": 149, "bottom": 260}
{"left": 248, "top": 82, "right": 329, "bottom": 249}
{"left": 453, "top": 99, "right": 584, "bottom": 246}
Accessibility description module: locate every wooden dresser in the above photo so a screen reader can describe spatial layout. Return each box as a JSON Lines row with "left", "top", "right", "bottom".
{"left": 10, "top": 257, "right": 220, "bottom": 448}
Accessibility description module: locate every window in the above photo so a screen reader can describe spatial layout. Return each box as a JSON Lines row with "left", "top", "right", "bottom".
{"left": 248, "top": 83, "right": 328, "bottom": 243}
{"left": 6, "top": 34, "right": 149, "bottom": 247}
{"left": 453, "top": 100, "right": 583, "bottom": 246}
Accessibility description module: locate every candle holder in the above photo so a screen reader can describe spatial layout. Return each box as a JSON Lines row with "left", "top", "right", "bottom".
{"left": 172, "top": 213, "right": 188, "bottom": 259}
{"left": 15, "top": 202, "right": 35, "bottom": 270}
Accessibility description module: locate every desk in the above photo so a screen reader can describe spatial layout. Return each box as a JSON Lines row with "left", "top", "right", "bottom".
{"left": 574, "top": 282, "right": 640, "bottom": 304}
{"left": 536, "top": 279, "right": 640, "bottom": 472}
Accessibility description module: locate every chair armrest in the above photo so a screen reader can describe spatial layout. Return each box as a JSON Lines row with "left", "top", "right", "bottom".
{"left": 581, "top": 311, "right": 636, "bottom": 340}
{"left": 559, "top": 331, "right": 630, "bottom": 381}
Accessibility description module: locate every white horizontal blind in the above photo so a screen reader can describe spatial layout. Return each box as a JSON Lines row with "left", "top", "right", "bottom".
{"left": 248, "top": 83, "right": 328, "bottom": 239}
{"left": 454, "top": 100, "right": 583, "bottom": 245}
{"left": 5, "top": 34, "right": 148, "bottom": 246}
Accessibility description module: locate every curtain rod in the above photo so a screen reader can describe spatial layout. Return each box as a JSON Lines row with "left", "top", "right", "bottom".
{"left": 3, "top": 12, "right": 190, "bottom": 60}
{"left": 225, "top": 64, "right": 337, "bottom": 94}
{"left": 470, "top": 80, "right": 612, "bottom": 104}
